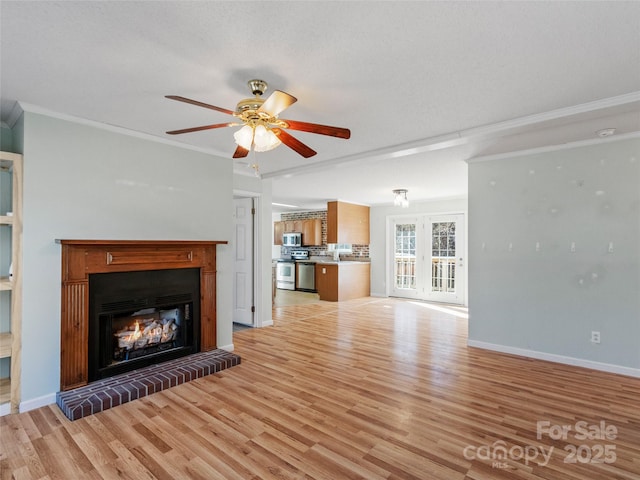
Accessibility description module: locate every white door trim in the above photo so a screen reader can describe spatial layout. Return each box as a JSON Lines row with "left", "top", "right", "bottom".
{"left": 233, "top": 190, "right": 265, "bottom": 328}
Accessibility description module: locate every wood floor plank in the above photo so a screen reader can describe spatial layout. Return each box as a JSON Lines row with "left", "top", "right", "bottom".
{"left": 1, "top": 297, "right": 639, "bottom": 479}
{"left": 2, "top": 426, "right": 47, "bottom": 480}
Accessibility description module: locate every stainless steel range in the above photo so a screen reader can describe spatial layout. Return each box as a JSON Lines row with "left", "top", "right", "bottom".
{"left": 290, "top": 249, "right": 309, "bottom": 261}
{"left": 276, "top": 250, "right": 314, "bottom": 291}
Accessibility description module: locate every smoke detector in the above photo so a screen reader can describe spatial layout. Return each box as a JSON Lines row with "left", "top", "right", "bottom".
{"left": 596, "top": 128, "right": 616, "bottom": 138}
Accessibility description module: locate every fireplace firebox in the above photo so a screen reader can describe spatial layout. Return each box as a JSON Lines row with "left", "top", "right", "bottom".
{"left": 88, "top": 268, "right": 200, "bottom": 381}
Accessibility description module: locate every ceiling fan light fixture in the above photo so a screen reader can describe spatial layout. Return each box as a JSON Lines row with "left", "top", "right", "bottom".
{"left": 166, "top": 79, "right": 350, "bottom": 159}
{"left": 253, "top": 124, "right": 281, "bottom": 152}
{"left": 393, "top": 189, "right": 409, "bottom": 208}
{"left": 233, "top": 124, "right": 254, "bottom": 150}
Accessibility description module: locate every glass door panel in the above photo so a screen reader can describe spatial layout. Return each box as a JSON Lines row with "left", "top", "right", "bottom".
{"left": 431, "top": 221, "right": 455, "bottom": 293}
{"left": 391, "top": 219, "right": 420, "bottom": 297}
{"left": 428, "top": 215, "right": 464, "bottom": 303}
{"left": 395, "top": 223, "right": 416, "bottom": 290}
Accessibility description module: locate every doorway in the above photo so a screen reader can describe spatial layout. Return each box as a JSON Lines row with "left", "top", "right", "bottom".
{"left": 388, "top": 214, "right": 465, "bottom": 305}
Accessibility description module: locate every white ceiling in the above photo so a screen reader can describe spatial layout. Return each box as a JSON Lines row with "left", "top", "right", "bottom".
{"left": 1, "top": 1, "right": 639, "bottom": 212}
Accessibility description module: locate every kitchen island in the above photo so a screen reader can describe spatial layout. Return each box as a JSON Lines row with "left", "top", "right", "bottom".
{"left": 315, "top": 261, "right": 370, "bottom": 302}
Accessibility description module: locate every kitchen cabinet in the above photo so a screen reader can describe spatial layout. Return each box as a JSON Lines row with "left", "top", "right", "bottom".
{"left": 0, "top": 151, "right": 22, "bottom": 414}
{"left": 327, "top": 201, "right": 370, "bottom": 245}
{"left": 315, "top": 262, "right": 370, "bottom": 302}
{"left": 284, "top": 220, "right": 303, "bottom": 233}
{"left": 273, "top": 221, "right": 285, "bottom": 245}
{"left": 301, "top": 218, "right": 321, "bottom": 246}
{"left": 274, "top": 218, "right": 322, "bottom": 246}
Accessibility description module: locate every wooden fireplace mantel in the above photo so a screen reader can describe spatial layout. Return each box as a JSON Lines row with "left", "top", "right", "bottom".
{"left": 57, "top": 239, "right": 227, "bottom": 391}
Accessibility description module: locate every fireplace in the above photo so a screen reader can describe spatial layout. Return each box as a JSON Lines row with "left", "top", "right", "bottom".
{"left": 88, "top": 268, "right": 200, "bottom": 381}
{"left": 58, "top": 240, "right": 226, "bottom": 391}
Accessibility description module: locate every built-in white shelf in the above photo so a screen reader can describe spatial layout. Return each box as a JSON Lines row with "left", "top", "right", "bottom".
{"left": 0, "top": 151, "right": 22, "bottom": 415}
{"left": 0, "top": 333, "right": 12, "bottom": 359}
{"left": 0, "top": 277, "right": 12, "bottom": 291}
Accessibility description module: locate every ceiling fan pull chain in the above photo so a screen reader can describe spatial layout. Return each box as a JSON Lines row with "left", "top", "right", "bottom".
{"left": 249, "top": 149, "right": 260, "bottom": 177}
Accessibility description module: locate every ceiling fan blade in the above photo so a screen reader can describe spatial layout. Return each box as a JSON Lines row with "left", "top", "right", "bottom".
{"left": 257, "top": 90, "right": 297, "bottom": 116}
{"left": 281, "top": 119, "right": 351, "bottom": 139}
{"left": 273, "top": 129, "right": 317, "bottom": 158}
{"left": 233, "top": 145, "right": 250, "bottom": 158}
{"left": 165, "top": 95, "right": 235, "bottom": 116}
{"left": 166, "top": 123, "right": 237, "bottom": 135}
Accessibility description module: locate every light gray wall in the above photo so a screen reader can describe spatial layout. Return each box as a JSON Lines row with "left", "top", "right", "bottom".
{"left": 20, "top": 111, "right": 234, "bottom": 404}
{"left": 468, "top": 136, "right": 640, "bottom": 370}
{"left": 369, "top": 198, "right": 468, "bottom": 298}
{"left": 1, "top": 124, "right": 13, "bottom": 151}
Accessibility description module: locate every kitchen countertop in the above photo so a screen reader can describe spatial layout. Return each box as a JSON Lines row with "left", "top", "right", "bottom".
{"left": 313, "top": 260, "right": 370, "bottom": 265}
{"left": 274, "top": 257, "right": 371, "bottom": 265}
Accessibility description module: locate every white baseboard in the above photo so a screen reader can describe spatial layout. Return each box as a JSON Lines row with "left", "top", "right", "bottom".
{"left": 467, "top": 340, "right": 640, "bottom": 378}
{"left": 0, "top": 403, "right": 11, "bottom": 416}
{"left": 369, "top": 292, "right": 387, "bottom": 298}
{"left": 260, "top": 320, "right": 274, "bottom": 327}
{"left": 218, "top": 343, "right": 234, "bottom": 352}
{"left": 19, "top": 392, "right": 57, "bottom": 413}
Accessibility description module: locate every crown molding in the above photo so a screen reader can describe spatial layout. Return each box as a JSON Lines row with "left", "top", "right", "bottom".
{"left": 5, "top": 101, "right": 25, "bottom": 128}
{"left": 15, "top": 101, "right": 230, "bottom": 158}
{"left": 461, "top": 91, "right": 640, "bottom": 138}
{"left": 466, "top": 131, "right": 640, "bottom": 164}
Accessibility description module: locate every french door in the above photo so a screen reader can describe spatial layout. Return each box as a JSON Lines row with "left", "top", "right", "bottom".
{"left": 390, "top": 214, "right": 465, "bottom": 304}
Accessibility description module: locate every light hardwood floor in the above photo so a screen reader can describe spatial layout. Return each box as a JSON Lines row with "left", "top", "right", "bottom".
{"left": 274, "top": 288, "right": 321, "bottom": 307}
{"left": 1, "top": 297, "right": 639, "bottom": 479}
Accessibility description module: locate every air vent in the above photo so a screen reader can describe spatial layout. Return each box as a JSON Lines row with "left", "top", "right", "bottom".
{"left": 100, "top": 298, "right": 149, "bottom": 313}
{"left": 155, "top": 293, "right": 193, "bottom": 306}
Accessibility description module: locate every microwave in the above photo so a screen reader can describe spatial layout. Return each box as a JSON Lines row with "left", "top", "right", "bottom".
{"left": 283, "top": 232, "right": 302, "bottom": 247}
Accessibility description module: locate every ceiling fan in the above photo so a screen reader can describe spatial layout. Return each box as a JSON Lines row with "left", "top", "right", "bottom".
{"left": 165, "top": 79, "right": 350, "bottom": 159}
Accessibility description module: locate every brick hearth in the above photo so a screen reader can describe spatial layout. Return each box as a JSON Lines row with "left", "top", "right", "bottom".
{"left": 56, "top": 349, "right": 241, "bottom": 421}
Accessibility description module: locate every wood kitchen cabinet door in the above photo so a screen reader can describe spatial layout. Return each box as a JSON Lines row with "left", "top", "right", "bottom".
{"left": 273, "top": 221, "right": 285, "bottom": 245}
{"left": 301, "top": 218, "right": 322, "bottom": 246}
{"left": 327, "top": 201, "right": 370, "bottom": 244}
{"left": 284, "top": 220, "right": 303, "bottom": 233}
{"left": 315, "top": 264, "right": 339, "bottom": 301}
{"left": 316, "top": 263, "right": 370, "bottom": 302}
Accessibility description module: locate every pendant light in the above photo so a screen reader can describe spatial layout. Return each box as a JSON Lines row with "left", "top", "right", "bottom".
{"left": 393, "top": 189, "right": 409, "bottom": 208}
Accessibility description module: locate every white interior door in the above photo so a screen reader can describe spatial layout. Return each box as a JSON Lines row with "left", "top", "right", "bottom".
{"left": 233, "top": 197, "right": 254, "bottom": 325}
{"left": 389, "top": 214, "right": 465, "bottom": 305}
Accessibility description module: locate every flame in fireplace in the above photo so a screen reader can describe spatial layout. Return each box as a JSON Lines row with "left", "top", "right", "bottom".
{"left": 115, "top": 316, "right": 178, "bottom": 352}
{"left": 132, "top": 321, "right": 141, "bottom": 340}
{"left": 117, "top": 320, "right": 142, "bottom": 348}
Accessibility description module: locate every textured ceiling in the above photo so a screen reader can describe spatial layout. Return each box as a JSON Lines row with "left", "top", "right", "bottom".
{"left": 1, "top": 1, "right": 639, "bottom": 210}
